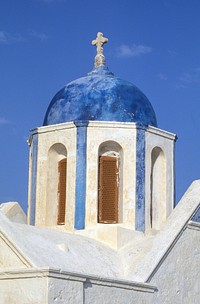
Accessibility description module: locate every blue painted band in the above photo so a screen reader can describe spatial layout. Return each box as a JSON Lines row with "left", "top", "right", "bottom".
{"left": 30, "top": 134, "right": 38, "bottom": 225}
{"left": 74, "top": 121, "right": 88, "bottom": 229}
{"left": 136, "top": 125, "right": 146, "bottom": 232}
{"left": 74, "top": 120, "right": 89, "bottom": 127}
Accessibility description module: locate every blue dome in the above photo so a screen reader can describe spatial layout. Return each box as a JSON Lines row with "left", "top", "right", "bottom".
{"left": 43, "top": 66, "right": 157, "bottom": 127}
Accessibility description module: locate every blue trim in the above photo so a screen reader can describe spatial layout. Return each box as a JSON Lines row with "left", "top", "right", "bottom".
{"left": 30, "top": 134, "right": 38, "bottom": 225}
{"left": 192, "top": 207, "right": 200, "bottom": 222}
{"left": 136, "top": 125, "right": 146, "bottom": 232}
{"left": 74, "top": 121, "right": 88, "bottom": 229}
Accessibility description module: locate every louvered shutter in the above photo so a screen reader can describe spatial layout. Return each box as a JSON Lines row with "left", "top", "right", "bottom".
{"left": 57, "top": 158, "right": 67, "bottom": 225}
{"left": 98, "top": 156, "right": 118, "bottom": 223}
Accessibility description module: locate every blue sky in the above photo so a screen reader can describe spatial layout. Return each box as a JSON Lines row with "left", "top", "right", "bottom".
{"left": 1, "top": 0, "right": 200, "bottom": 211}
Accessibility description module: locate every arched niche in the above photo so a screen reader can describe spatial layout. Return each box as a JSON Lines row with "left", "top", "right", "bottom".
{"left": 46, "top": 143, "right": 67, "bottom": 226}
{"left": 98, "top": 141, "right": 123, "bottom": 224}
{"left": 150, "top": 146, "right": 166, "bottom": 230}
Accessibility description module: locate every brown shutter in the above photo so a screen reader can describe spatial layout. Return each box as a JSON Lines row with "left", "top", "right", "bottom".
{"left": 98, "top": 156, "right": 118, "bottom": 223}
{"left": 57, "top": 158, "right": 67, "bottom": 225}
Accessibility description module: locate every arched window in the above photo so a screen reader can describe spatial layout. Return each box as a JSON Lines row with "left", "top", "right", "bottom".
{"left": 150, "top": 147, "right": 166, "bottom": 230}
{"left": 57, "top": 158, "right": 67, "bottom": 225}
{"left": 46, "top": 144, "right": 67, "bottom": 226}
{"left": 98, "top": 141, "right": 122, "bottom": 224}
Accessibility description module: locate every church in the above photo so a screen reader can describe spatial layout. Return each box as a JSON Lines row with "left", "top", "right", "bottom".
{"left": 0, "top": 32, "right": 200, "bottom": 303}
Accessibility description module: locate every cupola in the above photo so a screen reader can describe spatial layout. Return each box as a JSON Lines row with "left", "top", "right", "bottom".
{"left": 28, "top": 33, "right": 176, "bottom": 248}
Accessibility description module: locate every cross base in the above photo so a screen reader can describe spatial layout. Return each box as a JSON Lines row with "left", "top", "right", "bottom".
{"left": 94, "top": 54, "right": 106, "bottom": 67}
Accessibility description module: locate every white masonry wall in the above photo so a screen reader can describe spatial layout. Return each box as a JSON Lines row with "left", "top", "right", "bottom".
{"left": 0, "top": 269, "right": 156, "bottom": 304}
{"left": 145, "top": 126, "right": 176, "bottom": 231}
{"left": 151, "top": 222, "right": 200, "bottom": 303}
{"left": 0, "top": 273, "right": 48, "bottom": 304}
{"left": 28, "top": 122, "right": 77, "bottom": 231}
{"left": 86, "top": 121, "right": 137, "bottom": 229}
{"left": 28, "top": 120, "right": 176, "bottom": 238}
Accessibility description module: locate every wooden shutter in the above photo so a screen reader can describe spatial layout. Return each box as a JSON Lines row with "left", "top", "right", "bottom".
{"left": 98, "top": 156, "right": 119, "bottom": 223}
{"left": 57, "top": 158, "right": 67, "bottom": 225}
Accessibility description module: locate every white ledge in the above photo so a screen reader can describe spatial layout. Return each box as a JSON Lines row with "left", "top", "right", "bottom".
{"left": 30, "top": 121, "right": 76, "bottom": 135}
{"left": 147, "top": 125, "right": 177, "bottom": 140}
{"left": 0, "top": 268, "right": 157, "bottom": 293}
{"left": 187, "top": 220, "right": 200, "bottom": 230}
{"left": 30, "top": 120, "right": 177, "bottom": 140}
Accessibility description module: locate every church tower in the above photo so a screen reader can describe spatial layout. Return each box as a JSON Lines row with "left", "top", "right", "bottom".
{"left": 28, "top": 33, "right": 176, "bottom": 247}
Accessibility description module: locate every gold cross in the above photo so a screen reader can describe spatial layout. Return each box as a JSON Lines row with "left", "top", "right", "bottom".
{"left": 92, "top": 32, "right": 108, "bottom": 56}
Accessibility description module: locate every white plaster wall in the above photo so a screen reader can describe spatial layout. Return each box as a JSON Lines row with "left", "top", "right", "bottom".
{"left": 151, "top": 224, "right": 200, "bottom": 303}
{"left": 0, "top": 202, "right": 27, "bottom": 224}
{"left": 29, "top": 123, "right": 77, "bottom": 231}
{"left": 0, "top": 235, "right": 27, "bottom": 268}
{"left": 28, "top": 137, "right": 33, "bottom": 223}
{"left": 0, "top": 269, "right": 156, "bottom": 304}
{"left": 0, "top": 276, "right": 48, "bottom": 304}
{"left": 84, "top": 284, "right": 153, "bottom": 304}
{"left": 48, "top": 277, "right": 83, "bottom": 303}
{"left": 145, "top": 127, "right": 176, "bottom": 230}
{"left": 28, "top": 133, "right": 38, "bottom": 225}
{"left": 123, "top": 180, "right": 200, "bottom": 282}
{"left": 1, "top": 185, "right": 200, "bottom": 302}
{"left": 86, "top": 121, "right": 137, "bottom": 229}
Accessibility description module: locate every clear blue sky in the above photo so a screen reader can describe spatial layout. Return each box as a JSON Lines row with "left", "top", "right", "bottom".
{"left": 1, "top": 0, "right": 200, "bottom": 212}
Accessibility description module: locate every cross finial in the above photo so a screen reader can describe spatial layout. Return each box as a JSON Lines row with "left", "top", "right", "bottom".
{"left": 92, "top": 32, "right": 108, "bottom": 67}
